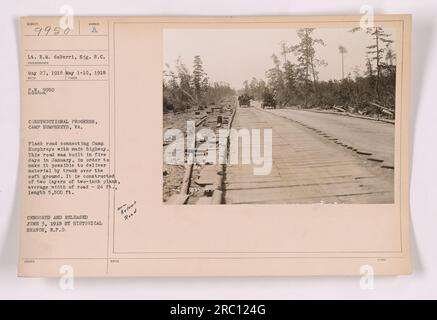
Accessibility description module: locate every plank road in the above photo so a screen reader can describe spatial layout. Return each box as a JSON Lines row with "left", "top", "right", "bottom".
{"left": 224, "top": 107, "right": 394, "bottom": 204}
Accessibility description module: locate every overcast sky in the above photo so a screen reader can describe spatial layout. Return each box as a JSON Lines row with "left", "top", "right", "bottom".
{"left": 163, "top": 28, "right": 396, "bottom": 89}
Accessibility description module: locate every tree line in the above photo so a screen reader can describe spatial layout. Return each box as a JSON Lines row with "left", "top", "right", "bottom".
{"left": 241, "top": 27, "right": 396, "bottom": 117}
{"left": 163, "top": 56, "right": 235, "bottom": 112}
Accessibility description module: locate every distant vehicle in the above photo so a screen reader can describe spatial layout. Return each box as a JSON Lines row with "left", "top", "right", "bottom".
{"left": 238, "top": 94, "right": 251, "bottom": 107}
{"left": 261, "top": 91, "right": 276, "bottom": 109}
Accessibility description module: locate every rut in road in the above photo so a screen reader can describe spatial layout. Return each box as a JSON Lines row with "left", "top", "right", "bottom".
{"left": 224, "top": 107, "right": 394, "bottom": 204}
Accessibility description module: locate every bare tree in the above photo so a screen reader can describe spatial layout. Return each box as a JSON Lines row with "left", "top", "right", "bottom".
{"left": 338, "top": 45, "right": 348, "bottom": 80}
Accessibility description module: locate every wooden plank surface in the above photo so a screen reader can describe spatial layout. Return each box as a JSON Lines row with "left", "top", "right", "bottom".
{"left": 224, "top": 107, "right": 394, "bottom": 204}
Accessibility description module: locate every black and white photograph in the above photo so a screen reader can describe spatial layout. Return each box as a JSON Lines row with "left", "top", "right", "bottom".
{"left": 163, "top": 27, "right": 397, "bottom": 204}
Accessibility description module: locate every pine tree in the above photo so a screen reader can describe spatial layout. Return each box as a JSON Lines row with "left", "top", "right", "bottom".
{"left": 192, "top": 55, "right": 208, "bottom": 104}
{"left": 291, "top": 28, "right": 327, "bottom": 107}
{"left": 176, "top": 58, "right": 195, "bottom": 110}
{"left": 351, "top": 27, "right": 393, "bottom": 100}
{"left": 266, "top": 54, "right": 286, "bottom": 106}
